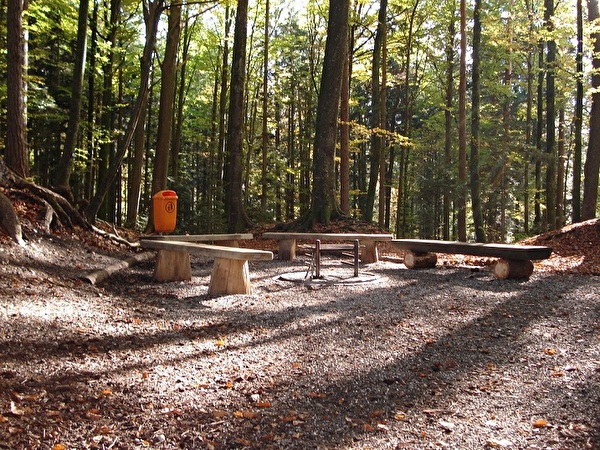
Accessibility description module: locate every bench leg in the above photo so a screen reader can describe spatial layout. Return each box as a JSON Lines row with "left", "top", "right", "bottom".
{"left": 493, "top": 259, "right": 534, "bottom": 280}
{"left": 361, "top": 242, "right": 379, "bottom": 264}
{"left": 403, "top": 250, "right": 437, "bottom": 269}
{"left": 154, "top": 249, "right": 192, "bottom": 281}
{"left": 278, "top": 239, "right": 296, "bottom": 261}
{"left": 209, "top": 257, "right": 251, "bottom": 296}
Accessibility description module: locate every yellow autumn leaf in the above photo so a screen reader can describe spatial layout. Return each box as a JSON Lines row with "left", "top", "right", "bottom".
{"left": 101, "top": 388, "right": 112, "bottom": 396}
{"left": 52, "top": 444, "right": 66, "bottom": 450}
{"left": 215, "top": 339, "right": 226, "bottom": 347}
{"left": 533, "top": 419, "right": 548, "bottom": 428}
{"left": 544, "top": 348, "right": 556, "bottom": 355}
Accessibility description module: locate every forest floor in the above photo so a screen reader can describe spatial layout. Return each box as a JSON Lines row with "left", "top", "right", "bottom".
{"left": 0, "top": 209, "right": 599, "bottom": 449}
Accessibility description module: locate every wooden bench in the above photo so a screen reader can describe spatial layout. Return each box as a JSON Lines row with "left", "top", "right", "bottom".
{"left": 391, "top": 239, "right": 553, "bottom": 279}
{"left": 262, "top": 232, "right": 393, "bottom": 264}
{"left": 139, "top": 239, "right": 273, "bottom": 296}
{"left": 142, "top": 233, "right": 253, "bottom": 247}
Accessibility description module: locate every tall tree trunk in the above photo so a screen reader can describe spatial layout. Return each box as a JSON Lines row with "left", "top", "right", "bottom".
{"left": 54, "top": 0, "right": 89, "bottom": 191}
{"left": 573, "top": 0, "right": 584, "bottom": 222}
{"left": 583, "top": 0, "right": 600, "bottom": 219}
{"left": 378, "top": 7, "right": 387, "bottom": 228}
{"left": 544, "top": 0, "right": 557, "bottom": 230}
{"left": 225, "top": 0, "right": 253, "bottom": 232}
{"left": 152, "top": 2, "right": 181, "bottom": 199}
{"left": 443, "top": 6, "right": 456, "bottom": 241}
{"left": 84, "top": 0, "right": 163, "bottom": 223}
{"left": 534, "top": 41, "right": 544, "bottom": 232}
{"left": 306, "top": 0, "right": 350, "bottom": 226}
{"left": 260, "top": 0, "right": 270, "bottom": 212}
{"left": 470, "top": 0, "right": 486, "bottom": 242}
{"left": 6, "top": 0, "right": 29, "bottom": 178}
{"left": 365, "top": 0, "right": 386, "bottom": 223}
{"left": 457, "top": 0, "right": 467, "bottom": 241}
{"left": 340, "top": 26, "right": 352, "bottom": 215}
{"left": 556, "top": 107, "right": 566, "bottom": 227}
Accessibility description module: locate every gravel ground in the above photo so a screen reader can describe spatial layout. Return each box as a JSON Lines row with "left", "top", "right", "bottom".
{"left": 0, "top": 229, "right": 598, "bottom": 450}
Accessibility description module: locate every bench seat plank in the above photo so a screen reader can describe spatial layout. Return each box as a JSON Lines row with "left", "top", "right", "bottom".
{"left": 391, "top": 239, "right": 552, "bottom": 261}
{"left": 140, "top": 240, "right": 272, "bottom": 261}
{"left": 143, "top": 233, "right": 253, "bottom": 242}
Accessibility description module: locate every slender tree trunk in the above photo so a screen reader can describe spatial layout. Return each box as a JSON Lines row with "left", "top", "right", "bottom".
{"left": 457, "top": 0, "right": 467, "bottom": 241}
{"left": 556, "top": 107, "right": 566, "bottom": 227}
{"left": 544, "top": 0, "right": 557, "bottom": 230}
{"left": 378, "top": 9, "right": 387, "bottom": 228}
{"left": 443, "top": 7, "right": 455, "bottom": 241}
{"left": 340, "top": 27, "right": 351, "bottom": 215}
{"left": 534, "top": 41, "right": 544, "bottom": 232}
{"left": 583, "top": 0, "right": 600, "bottom": 219}
{"left": 261, "top": 0, "right": 270, "bottom": 212}
{"left": 6, "top": 0, "right": 29, "bottom": 178}
{"left": 470, "top": 0, "right": 486, "bottom": 243}
{"left": 573, "top": 0, "right": 584, "bottom": 222}
{"left": 84, "top": 0, "right": 163, "bottom": 222}
{"left": 54, "top": 0, "right": 89, "bottom": 191}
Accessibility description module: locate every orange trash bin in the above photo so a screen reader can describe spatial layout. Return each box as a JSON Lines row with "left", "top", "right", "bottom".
{"left": 153, "top": 190, "right": 178, "bottom": 233}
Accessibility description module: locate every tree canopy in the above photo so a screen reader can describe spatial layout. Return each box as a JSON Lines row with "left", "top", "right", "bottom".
{"left": 1, "top": 0, "right": 598, "bottom": 239}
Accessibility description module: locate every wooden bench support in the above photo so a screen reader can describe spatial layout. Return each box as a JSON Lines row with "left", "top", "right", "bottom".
{"left": 403, "top": 251, "right": 437, "bottom": 269}
{"left": 155, "top": 249, "right": 192, "bottom": 281}
{"left": 493, "top": 259, "right": 533, "bottom": 280}
{"left": 209, "top": 258, "right": 251, "bottom": 295}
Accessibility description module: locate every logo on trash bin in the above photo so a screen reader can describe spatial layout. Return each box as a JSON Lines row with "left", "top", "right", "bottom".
{"left": 165, "top": 201, "right": 176, "bottom": 213}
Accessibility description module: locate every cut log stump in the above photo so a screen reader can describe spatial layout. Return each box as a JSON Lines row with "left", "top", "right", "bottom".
{"left": 403, "top": 251, "right": 438, "bottom": 269}
{"left": 493, "top": 259, "right": 534, "bottom": 280}
{"left": 154, "top": 249, "right": 192, "bottom": 282}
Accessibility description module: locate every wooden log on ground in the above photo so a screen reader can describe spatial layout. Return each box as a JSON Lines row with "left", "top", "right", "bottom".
{"left": 403, "top": 251, "right": 438, "bottom": 269}
{"left": 493, "top": 259, "right": 534, "bottom": 280}
{"left": 83, "top": 251, "right": 155, "bottom": 285}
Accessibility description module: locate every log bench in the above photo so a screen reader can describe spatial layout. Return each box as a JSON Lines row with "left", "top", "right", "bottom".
{"left": 262, "top": 232, "right": 393, "bottom": 263}
{"left": 139, "top": 239, "right": 273, "bottom": 296}
{"left": 391, "top": 239, "right": 552, "bottom": 279}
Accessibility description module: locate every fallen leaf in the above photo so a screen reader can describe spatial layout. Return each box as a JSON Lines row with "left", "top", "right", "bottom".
{"left": 0, "top": 415, "right": 8, "bottom": 423}
{"left": 9, "top": 401, "right": 25, "bottom": 416}
{"left": 486, "top": 438, "right": 514, "bottom": 448}
{"left": 212, "top": 409, "right": 227, "bottom": 419}
{"left": 307, "top": 392, "right": 326, "bottom": 399}
{"left": 256, "top": 401, "right": 272, "bottom": 408}
{"left": 394, "top": 412, "right": 408, "bottom": 421}
{"left": 52, "top": 445, "right": 66, "bottom": 450}
{"left": 215, "top": 339, "right": 226, "bottom": 347}
{"left": 544, "top": 348, "right": 557, "bottom": 355}
{"left": 533, "top": 419, "right": 548, "bottom": 428}
{"left": 101, "top": 388, "right": 112, "bottom": 397}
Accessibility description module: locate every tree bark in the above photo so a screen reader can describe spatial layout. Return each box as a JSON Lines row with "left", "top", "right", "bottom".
{"left": 583, "top": 0, "right": 600, "bottom": 220}
{"left": 226, "top": 0, "right": 253, "bottom": 232}
{"left": 152, "top": 2, "right": 181, "bottom": 197}
{"left": 307, "top": 0, "right": 350, "bottom": 226}
{"left": 84, "top": 0, "right": 163, "bottom": 223}
{"left": 573, "top": 0, "right": 584, "bottom": 222}
{"left": 458, "top": 0, "right": 467, "bottom": 241}
{"left": 545, "top": 0, "right": 557, "bottom": 229}
{"left": 54, "top": 0, "right": 89, "bottom": 191}
{"left": 6, "top": 0, "right": 29, "bottom": 178}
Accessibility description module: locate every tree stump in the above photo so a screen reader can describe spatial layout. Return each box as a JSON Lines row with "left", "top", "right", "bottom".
{"left": 493, "top": 259, "right": 534, "bottom": 280}
{"left": 278, "top": 239, "right": 296, "bottom": 261}
{"left": 403, "top": 251, "right": 438, "bottom": 269}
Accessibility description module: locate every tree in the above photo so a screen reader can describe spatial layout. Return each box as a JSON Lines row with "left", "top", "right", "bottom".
{"left": 84, "top": 0, "right": 163, "bottom": 222}
{"left": 152, "top": 1, "right": 181, "bottom": 196}
{"left": 470, "top": 0, "right": 486, "bottom": 242}
{"left": 458, "top": 0, "right": 467, "bottom": 241}
{"left": 225, "top": 0, "right": 253, "bottom": 232}
{"left": 6, "top": 0, "right": 29, "bottom": 178}
{"left": 545, "top": 0, "right": 557, "bottom": 229}
{"left": 583, "top": 0, "right": 600, "bottom": 219}
{"left": 54, "top": 0, "right": 89, "bottom": 192}
{"left": 306, "top": 0, "right": 350, "bottom": 226}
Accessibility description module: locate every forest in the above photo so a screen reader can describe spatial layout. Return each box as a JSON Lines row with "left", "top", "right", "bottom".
{"left": 1, "top": 0, "right": 599, "bottom": 241}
